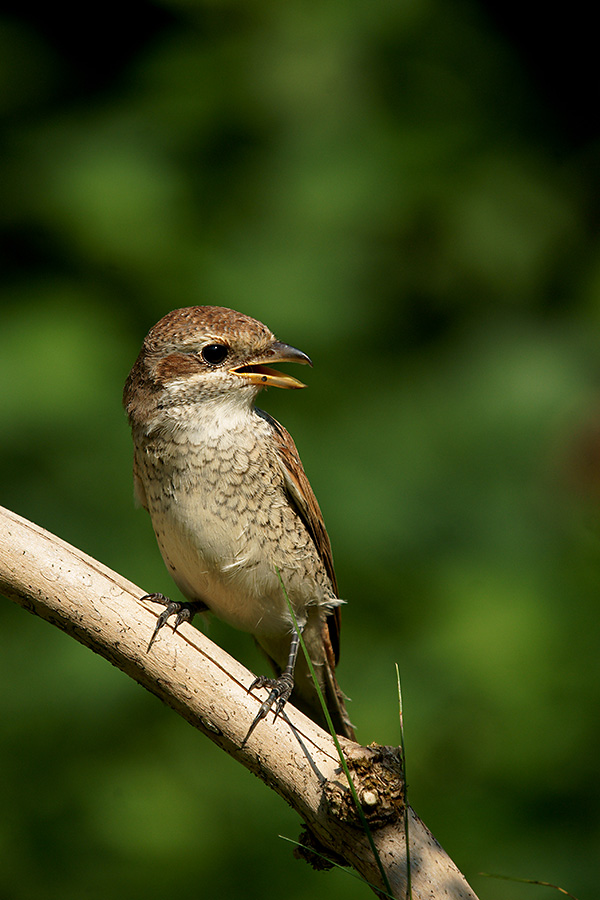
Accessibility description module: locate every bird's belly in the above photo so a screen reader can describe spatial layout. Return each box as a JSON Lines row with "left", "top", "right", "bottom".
{"left": 148, "top": 490, "right": 310, "bottom": 637}
{"left": 139, "top": 428, "right": 335, "bottom": 636}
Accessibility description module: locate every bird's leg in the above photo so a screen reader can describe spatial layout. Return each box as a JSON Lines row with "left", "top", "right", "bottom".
{"left": 142, "top": 593, "right": 208, "bottom": 653}
{"left": 242, "top": 628, "right": 301, "bottom": 746}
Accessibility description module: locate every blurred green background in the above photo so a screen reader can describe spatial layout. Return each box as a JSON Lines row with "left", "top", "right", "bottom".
{"left": 1, "top": 1, "right": 599, "bottom": 898}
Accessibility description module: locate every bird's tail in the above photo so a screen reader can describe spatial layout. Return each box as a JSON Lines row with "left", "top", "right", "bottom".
{"left": 318, "top": 654, "right": 356, "bottom": 741}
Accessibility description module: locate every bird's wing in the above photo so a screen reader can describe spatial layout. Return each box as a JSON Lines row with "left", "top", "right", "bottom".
{"left": 132, "top": 449, "right": 149, "bottom": 510}
{"left": 256, "top": 408, "right": 341, "bottom": 664}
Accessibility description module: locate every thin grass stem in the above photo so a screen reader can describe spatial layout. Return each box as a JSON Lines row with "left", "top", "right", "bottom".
{"left": 275, "top": 567, "right": 394, "bottom": 898}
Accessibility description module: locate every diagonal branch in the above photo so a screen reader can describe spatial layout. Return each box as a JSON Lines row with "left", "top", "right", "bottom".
{"left": 0, "top": 504, "right": 479, "bottom": 900}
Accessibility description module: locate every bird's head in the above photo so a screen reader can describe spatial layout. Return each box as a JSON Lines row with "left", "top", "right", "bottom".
{"left": 123, "top": 306, "right": 312, "bottom": 421}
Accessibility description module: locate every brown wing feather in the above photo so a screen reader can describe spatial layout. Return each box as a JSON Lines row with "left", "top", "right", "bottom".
{"left": 256, "top": 409, "right": 342, "bottom": 665}
{"left": 132, "top": 449, "right": 149, "bottom": 511}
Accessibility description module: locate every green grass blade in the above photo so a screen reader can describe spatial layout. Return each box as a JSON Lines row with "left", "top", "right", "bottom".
{"left": 275, "top": 568, "right": 394, "bottom": 898}
{"left": 278, "top": 835, "right": 396, "bottom": 898}
{"left": 479, "top": 872, "right": 580, "bottom": 899}
{"left": 395, "top": 664, "right": 412, "bottom": 900}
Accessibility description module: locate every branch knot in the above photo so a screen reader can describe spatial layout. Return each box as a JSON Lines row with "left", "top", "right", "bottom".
{"left": 324, "top": 743, "right": 405, "bottom": 828}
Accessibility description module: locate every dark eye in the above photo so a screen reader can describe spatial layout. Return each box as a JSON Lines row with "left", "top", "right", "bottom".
{"left": 201, "top": 343, "right": 229, "bottom": 366}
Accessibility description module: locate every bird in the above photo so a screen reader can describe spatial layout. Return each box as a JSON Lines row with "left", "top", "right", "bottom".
{"left": 123, "top": 306, "right": 355, "bottom": 742}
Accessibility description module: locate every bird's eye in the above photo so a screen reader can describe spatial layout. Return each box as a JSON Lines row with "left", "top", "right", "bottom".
{"left": 201, "top": 343, "right": 229, "bottom": 366}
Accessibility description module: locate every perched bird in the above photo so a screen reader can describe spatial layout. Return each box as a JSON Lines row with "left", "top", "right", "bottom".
{"left": 123, "top": 306, "right": 355, "bottom": 741}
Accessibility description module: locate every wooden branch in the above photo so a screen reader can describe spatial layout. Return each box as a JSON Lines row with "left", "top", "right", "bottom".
{"left": 0, "top": 504, "right": 479, "bottom": 899}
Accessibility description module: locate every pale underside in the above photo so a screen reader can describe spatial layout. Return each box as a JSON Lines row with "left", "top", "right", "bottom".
{"left": 132, "top": 395, "right": 342, "bottom": 687}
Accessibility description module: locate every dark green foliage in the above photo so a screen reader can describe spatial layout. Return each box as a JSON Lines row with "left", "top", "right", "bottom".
{"left": 1, "top": 3, "right": 599, "bottom": 898}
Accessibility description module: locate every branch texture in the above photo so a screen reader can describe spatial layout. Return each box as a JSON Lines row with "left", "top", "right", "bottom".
{"left": 0, "top": 504, "right": 478, "bottom": 899}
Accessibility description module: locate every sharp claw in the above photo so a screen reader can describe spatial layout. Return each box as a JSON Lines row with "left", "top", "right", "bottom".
{"left": 142, "top": 592, "right": 170, "bottom": 606}
{"left": 146, "top": 607, "right": 171, "bottom": 652}
{"left": 241, "top": 701, "right": 270, "bottom": 748}
{"left": 147, "top": 621, "right": 162, "bottom": 653}
{"left": 142, "top": 595, "right": 202, "bottom": 653}
{"left": 174, "top": 607, "right": 193, "bottom": 630}
{"left": 242, "top": 674, "right": 294, "bottom": 746}
{"left": 272, "top": 696, "right": 287, "bottom": 722}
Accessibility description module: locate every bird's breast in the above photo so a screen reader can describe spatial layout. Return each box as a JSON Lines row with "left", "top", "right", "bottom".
{"left": 135, "top": 415, "right": 329, "bottom": 635}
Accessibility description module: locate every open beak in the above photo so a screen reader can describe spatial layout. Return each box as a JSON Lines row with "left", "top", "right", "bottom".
{"left": 230, "top": 341, "right": 312, "bottom": 390}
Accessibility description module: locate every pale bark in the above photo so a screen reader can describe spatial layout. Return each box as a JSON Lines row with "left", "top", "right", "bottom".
{"left": 0, "top": 504, "right": 479, "bottom": 900}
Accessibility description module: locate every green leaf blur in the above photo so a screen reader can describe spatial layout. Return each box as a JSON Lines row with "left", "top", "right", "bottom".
{"left": 1, "top": 3, "right": 599, "bottom": 899}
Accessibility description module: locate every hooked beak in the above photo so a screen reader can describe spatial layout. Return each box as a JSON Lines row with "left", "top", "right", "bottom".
{"left": 230, "top": 341, "right": 312, "bottom": 390}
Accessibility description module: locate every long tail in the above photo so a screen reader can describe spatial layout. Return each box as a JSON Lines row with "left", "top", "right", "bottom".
{"left": 318, "top": 655, "right": 356, "bottom": 740}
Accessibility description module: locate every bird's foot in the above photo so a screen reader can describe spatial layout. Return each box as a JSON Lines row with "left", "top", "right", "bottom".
{"left": 141, "top": 593, "right": 207, "bottom": 653}
{"left": 242, "top": 673, "right": 294, "bottom": 747}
